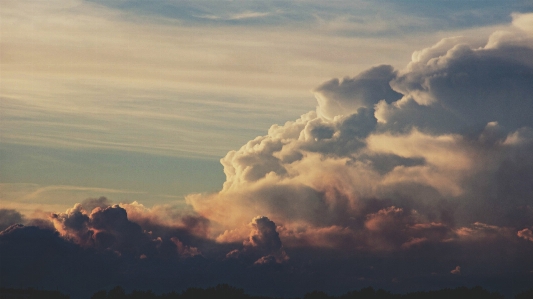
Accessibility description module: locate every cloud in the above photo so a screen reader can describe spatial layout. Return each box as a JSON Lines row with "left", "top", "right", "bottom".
{"left": 313, "top": 65, "right": 402, "bottom": 120}
{"left": 517, "top": 228, "right": 533, "bottom": 242}
{"left": 46, "top": 199, "right": 208, "bottom": 260}
{"left": 0, "top": 209, "right": 25, "bottom": 231}
{"left": 0, "top": 208, "right": 288, "bottom": 298}
{"left": 225, "top": 216, "right": 288, "bottom": 265}
{"left": 50, "top": 204, "right": 92, "bottom": 246}
{"left": 187, "top": 13, "right": 533, "bottom": 255}
{"left": 0, "top": 223, "right": 175, "bottom": 298}
{"left": 170, "top": 237, "right": 201, "bottom": 258}
{"left": 451, "top": 266, "right": 461, "bottom": 275}
{"left": 81, "top": 197, "right": 112, "bottom": 213}
{"left": 454, "top": 222, "right": 513, "bottom": 241}
{"left": 1, "top": 0, "right": 430, "bottom": 160}
{"left": 197, "top": 11, "right": 272, "bottom": 21}
{"left": 120, "top": 201, "right": 211, "bottom": 239}
{"left": 3, "top": 11, "right": 533, "bottom": 299}
{"left": 387, "top": 39, "right": 533, "bottom": 134}
{"left": 0, "top": 224, "right": 82, "bottom": 290}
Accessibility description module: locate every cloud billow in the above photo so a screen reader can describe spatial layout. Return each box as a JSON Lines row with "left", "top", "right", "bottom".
{"left": 187, "top": 13, "right": 533, "bottom": 256}
{"left": 225, "top": 216, "right": 289, "bottom": 265}
{"left": 314, "top": 65, "right": 402, "bottom": 120}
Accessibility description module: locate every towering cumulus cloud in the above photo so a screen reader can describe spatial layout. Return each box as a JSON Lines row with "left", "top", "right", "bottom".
{"left": 187, "top": 13, "right": 533, "bottom": 254}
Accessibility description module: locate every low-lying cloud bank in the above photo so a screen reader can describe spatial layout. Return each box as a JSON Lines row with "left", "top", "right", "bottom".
{"left": 2, "top": 12, "right": 533, "bottom": 299}
{"left": 0, "top": 200, "right": 290, "bottom": 298}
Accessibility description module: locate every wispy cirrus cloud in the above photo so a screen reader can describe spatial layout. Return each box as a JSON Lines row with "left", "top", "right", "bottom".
{"left": 2, "top": 0, "right": 438, "bottom": 159}
{"left": 196, "top": 11, "right": 273, "bottom": 21}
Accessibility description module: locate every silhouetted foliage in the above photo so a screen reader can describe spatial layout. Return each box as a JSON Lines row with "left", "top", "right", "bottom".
{"left": 129, "top": 290, "right": 157, "bottom": 299}
{"left": 207, "top": 284, "right": 247, "bottom": 299}
{"left": 515, "top": 288, "right": 533, "bottom": 299}
{"left": 178, "top": 284, "right": 248, "bottom": 299}
{"left": 108, "top": 286, "right": 126, "bottom": 299}
{"left": 338, "top": 287, "right": 398, "bottom": 299}
{"left": 0, "top": 287, "right": 69, "bottom": 299}
{"left": 1, "top": 285, "right": 512, "bottom": 299}
{"left": 303, "top": 290, "right": 330, "bottom": 299}
{"left": 401, "top": 286, "right": 504, "bottom": 299}
{"left": 91, "top": 290, "right": 107, "bottom": 299}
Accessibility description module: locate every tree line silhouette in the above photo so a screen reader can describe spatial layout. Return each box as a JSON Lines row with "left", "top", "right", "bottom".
{"left": 0, "top": 288, "right": 69, "bottom": 299}
{"left": 2, "top": 285, "right": 532, "bottom": 299}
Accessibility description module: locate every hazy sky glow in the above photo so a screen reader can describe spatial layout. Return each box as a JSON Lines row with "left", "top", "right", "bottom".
{"left": 1, "top": 1, "right": 533, "bottom": 298}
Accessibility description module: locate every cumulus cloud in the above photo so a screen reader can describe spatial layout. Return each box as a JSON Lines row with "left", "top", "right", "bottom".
{"left": 50, "top": 204, "right": 92, "bottom": 246}
{"left": 81, "top": 196, "right": 112, "bottom": 213}
{"left": 517, "top": 228, "right": 533, "bottom": 242}
{"left": 187, "top": 13, "right": 533, "bottom": 256}
{"left": 225, "top": 216, "right": 288, "bottom": 265}
{"left": 47, "top": 199, "right": 206, "bottom": 259}
{"left": 454, "top": 222, "right": 513, "bottom": 242}
{"left": 120, "top": 200, "right": 210, "bottom": 238}
{"left": 451, "top": 266, "right": 461, "bottom": 275}
{"left": 314, "top": 65, "right": 402, "bottom": 120}
{"left": 170, "top": 237, "right": 201, "bottom": 257}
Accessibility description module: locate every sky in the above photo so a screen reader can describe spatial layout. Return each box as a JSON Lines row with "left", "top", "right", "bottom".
{"left": 1, "top": 1, "right": 533, "bottom": 298}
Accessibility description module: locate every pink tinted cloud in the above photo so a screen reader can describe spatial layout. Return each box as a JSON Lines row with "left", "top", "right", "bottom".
{"left": 517, "top": 228, "right": 533, "bottom": 242}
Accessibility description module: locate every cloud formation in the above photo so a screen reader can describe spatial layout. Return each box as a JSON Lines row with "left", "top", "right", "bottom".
{"left": 0, "top": 209, "right": 25, "bottom": 231}
{"left": 2, "top": 12, "right": 533, "bottom": 299}
{"left": 187, "top": 13, "right": 533, "bottom": 256}
{"left": 47, "top": 198, "right": 207, "bottom": 260}
{"left": 451, "top": 266, "right": 461, "bottom": 275}
{"left": 518, "top": 228, "right": 533, "bottom": 242}
{"left": 225, "top": 216, "right": 289, "bottom": 265}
